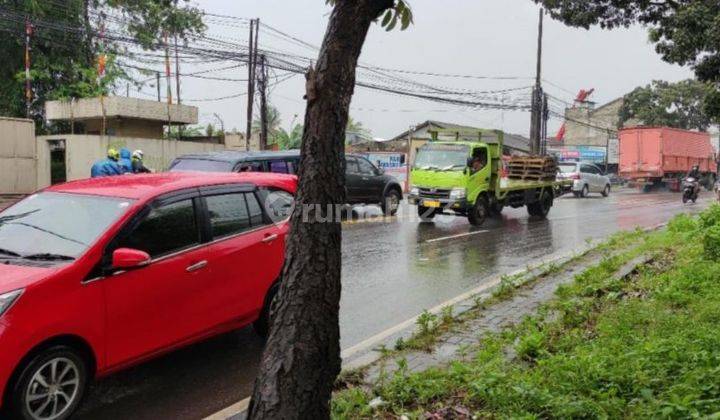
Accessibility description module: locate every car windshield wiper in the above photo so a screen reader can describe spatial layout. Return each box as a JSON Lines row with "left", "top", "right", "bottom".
{"left": 21, "top": 253, "right": 75, "bottom": 261}
{"left": 441, "top": 164, "right": 465, "bottom": 171}
{"left": 5, "top": 222, "right": 88, "bottom": 247}
{"left": 0, "top": 248, "right": 22, "bottom": 258}
{"left": 0, "top": 209, "right": 40, "bottom": 225}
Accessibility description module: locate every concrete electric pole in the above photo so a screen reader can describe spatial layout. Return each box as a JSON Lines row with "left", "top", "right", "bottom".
{"left": 529, "top": 8, "right": 544, "bottom": 155}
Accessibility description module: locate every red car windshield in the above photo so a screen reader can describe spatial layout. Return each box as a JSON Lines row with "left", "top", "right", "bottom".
{"left": 0, "top": 192, "right": 133, "bottom": 260}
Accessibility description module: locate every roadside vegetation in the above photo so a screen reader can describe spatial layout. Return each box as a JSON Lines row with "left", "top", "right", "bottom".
{"left": 333, "top": 206, "right": 720, "bottom": 418}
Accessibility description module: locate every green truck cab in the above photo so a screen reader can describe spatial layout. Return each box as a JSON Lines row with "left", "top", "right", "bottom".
{"left": 408, "top": 130, "right": 561, "bottom": 226}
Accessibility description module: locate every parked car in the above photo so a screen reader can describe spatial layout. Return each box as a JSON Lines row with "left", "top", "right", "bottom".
{"left": 0, "top": 172, "right": 295, "bottom": 420}
{"left": 170, "top": 150, "right": 404, "bottom": 216}
{"left": 557, "top": 162, "right": 611, "bottom": 198}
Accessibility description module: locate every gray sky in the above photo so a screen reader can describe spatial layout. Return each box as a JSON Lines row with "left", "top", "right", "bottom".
{"left": 173, "top": 0, "right": 693, "bottom": 139}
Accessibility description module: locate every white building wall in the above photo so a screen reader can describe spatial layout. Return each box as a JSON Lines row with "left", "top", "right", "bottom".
{"left": 36, "top": 135, "right": 226, "bottom": 189}
{"left": 0, "top": 117, "right": 37, "bottom": 194}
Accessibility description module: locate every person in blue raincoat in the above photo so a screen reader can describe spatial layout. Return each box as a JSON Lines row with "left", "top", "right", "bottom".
{"left": 118, "top": 148, "right": 133, "bottom": 174}
{"left": 90, "top": 148, "right": 123, "bottom": 178}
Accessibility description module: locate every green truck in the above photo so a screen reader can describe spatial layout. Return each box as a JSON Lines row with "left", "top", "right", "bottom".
{"left": 407, "top": 130, "right": 564, "bottom": 226}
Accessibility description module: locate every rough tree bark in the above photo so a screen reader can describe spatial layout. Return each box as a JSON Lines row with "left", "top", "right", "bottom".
{"left": 247, "top": 0, "right": 394, "bottom": 418}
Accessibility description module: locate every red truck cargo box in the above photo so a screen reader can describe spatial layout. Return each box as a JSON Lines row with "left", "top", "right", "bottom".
{"left": 619, "top": 127, "right": 716, "bottom": 180}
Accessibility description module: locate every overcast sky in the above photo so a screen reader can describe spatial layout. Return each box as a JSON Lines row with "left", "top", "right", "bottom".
{"left": 169, "top": 0, "right": 694, "bottom": 139}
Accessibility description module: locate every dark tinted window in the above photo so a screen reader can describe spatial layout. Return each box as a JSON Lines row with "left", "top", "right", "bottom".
{"left": 357, "top": 158, "right": 376, "bottom": 175}
{"left": 346, "top": 157, "right": 359, "bottom": 174}
{"left": 257, "top": 188, "right": 294, "bottom": 223}
{"left": 246, "top": 193, "right": 265, "bottom": 226}
{"left": 580, "top": 164, "right": 593, "bottom": 174}
{"left": 120, "top": 199, "right": 199, "bottom": 258}
{"left": 237, "top": 161, "right": 264, "bottom": 172}
{"left": 269, "top": 160, "right": 289, "bottom": 174}
{"left": 170, "top": 159, "right": 234, "bottom": 172}
{"left": 206, "top": 193, "right": 250, "bottom": 238}
{"left": 287, "top": 160, "right": 298, "bottom": 174}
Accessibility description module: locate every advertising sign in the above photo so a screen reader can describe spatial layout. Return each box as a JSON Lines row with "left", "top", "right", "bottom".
{"left": 360, "top": 152, "right": 408, "bottom": 191}
{"left": 549, "top": 146, "right": 607, "bottom": 164}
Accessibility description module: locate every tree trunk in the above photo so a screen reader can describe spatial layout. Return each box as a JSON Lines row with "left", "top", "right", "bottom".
{"left": 247, "top": 1, "right": 393, "bottom": 419}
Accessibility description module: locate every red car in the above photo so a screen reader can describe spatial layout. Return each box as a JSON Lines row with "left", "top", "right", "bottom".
{"left": 0, "top": 172, "right": 295, "bottom": 420}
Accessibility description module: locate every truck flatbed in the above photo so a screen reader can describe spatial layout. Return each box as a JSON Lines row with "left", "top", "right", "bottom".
{"left": 499, "top": 178, "right": 561, "bottom": 192}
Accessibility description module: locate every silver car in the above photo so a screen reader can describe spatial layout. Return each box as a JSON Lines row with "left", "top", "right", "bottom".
{"left": 557, "top": 162, "right": 611, "bottom": 198}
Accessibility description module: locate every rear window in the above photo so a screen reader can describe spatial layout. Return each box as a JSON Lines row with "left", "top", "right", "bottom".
{"left": 558, "top": 164, "right": 578, "bottom": 173}
{"left": 170, "top": 159, "right": 234, "bottom": 173}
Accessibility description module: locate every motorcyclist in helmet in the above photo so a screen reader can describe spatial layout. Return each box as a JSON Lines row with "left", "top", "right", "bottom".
{"left": 131, "top": 150, "right": 151, "bottom": 174}
{"left": 686, "top": 164, "right": 702, "bottom": 197}
{"left": 90, "top": 148, "right": 123, "bottom": 178}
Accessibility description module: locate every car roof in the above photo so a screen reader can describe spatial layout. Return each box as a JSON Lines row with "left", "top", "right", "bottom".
{"left": 174, "top": 150, "right": 373, "bottom": 164}
{"left": 45, "top": 172, "right": 297, "bottom": 200}
{"left": 174, "top": 150, "right": 301, "bottom": 163}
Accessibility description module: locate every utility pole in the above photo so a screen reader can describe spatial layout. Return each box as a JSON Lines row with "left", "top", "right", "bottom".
{"left": 529, "top": 7, "right": 544, "bottom": 155}
{"left": 605, "top": 129, "right": 611, "bottom": 173}
{"left": 540, "top": 94, "right": 549, "bottom": 155}
{"left": 24, "top": 19, "right": 32, "bottom": 119}
{"left": 173, "top": 0, "right": 181, "bottom": 105}
{"left": 156, "top": 72, "right": 161, "bottom": 102}
{"left": 163, "top": 32, "right": 173, "bottom": 138}
{"left": 258, "top": 54, "right": 268, "bottom": 150}
{"left": 174, "top": 33, "right": 183, "bottom": 138}
{"left": 174, "top": 35, "right": 181, "bottom": 104}
{"left": 245, "top": 18, "right": 259, "bottom": 150}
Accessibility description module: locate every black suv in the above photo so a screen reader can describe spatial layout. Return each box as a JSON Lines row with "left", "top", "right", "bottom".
{"left": 169, "top": 150, "right": 404, "bottom": 216}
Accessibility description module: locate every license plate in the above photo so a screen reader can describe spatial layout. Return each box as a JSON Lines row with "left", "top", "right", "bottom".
{"left": 422, "top": 200, "right": 441, "bottom": 208}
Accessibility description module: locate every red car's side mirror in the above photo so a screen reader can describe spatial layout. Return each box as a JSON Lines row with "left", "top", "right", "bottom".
{"left": 112, "top": 248, "right": 151, "bottom": 270}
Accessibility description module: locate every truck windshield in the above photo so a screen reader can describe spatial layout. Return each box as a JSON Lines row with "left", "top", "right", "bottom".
{"left": 414, "top": 144, "right": 470, "bottom": 171}
{"left": 170, "top": 159, "right": 234, "bottom": 172}
{"left": 0, "top": 192, "right": 132, "bottom": 260}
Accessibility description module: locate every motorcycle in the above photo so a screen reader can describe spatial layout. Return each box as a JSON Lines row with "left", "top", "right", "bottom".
{"left": 682, "top": 177, "right": 699, "bottom": 204}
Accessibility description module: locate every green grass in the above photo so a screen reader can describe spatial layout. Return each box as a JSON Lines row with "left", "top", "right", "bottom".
{"left": 333, "top": 205, "right": 720, "bottom": 419}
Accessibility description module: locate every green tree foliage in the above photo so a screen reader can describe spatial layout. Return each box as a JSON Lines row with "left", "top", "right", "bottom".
{"left": 274, "top": 124, "right": 304, "bottom": 150}
{"left": 327, "top": 0, "right": 413, "bottom": 31}
{"left": 346, "top": 116, "right": 371, "bottom": 138}
{"left": 619, "top": 79, "right": 716, "bottom": 130}
{"left": 534, "top": 0, "right": 720, "bottom": 121}
{"left": 252, "top": 105, "right": 282, "bottom": 138}
{"left": 0, "top": 0, "right": 205, "bottom": 127}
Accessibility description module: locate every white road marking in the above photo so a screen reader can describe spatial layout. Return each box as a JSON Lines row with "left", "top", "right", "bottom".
{"left": 424, "top": 230, "right": 488, "bottom": 243}
{"left": 203, "top": 397, "right": 250, "bottom": 420}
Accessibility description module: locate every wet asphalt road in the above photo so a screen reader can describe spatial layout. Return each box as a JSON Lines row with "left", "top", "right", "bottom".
{"left": 74, "top": 188, "right": 711, "bottom": 419}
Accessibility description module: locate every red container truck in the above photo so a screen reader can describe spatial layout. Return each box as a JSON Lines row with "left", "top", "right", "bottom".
{"left": 619, "top": 127, "right": 717, "bottom": 192}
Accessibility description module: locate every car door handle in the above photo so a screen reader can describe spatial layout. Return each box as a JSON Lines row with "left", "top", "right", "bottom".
{"left": 186, "top": 260, "right": 208, "bottom": 273}
{"left": 262, "top": 233, "right": 279, "bottom": 243}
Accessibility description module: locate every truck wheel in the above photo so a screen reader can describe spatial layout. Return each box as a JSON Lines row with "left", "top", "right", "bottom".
{"left": 488, "top": 200, "right": 504, "bottom": 218}
{"left": 528, "top": 189, "right": 553, "bottom": 218}
{"left": 417, "top": 206, "right": 437, "bottom": 222}
{"left": 468, "top": 197, "right": 488, "bottom": 226}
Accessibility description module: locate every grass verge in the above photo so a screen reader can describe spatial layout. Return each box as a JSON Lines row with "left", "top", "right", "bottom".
{"left": 333, "top": 207, "right": 720, "bottom": 418}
